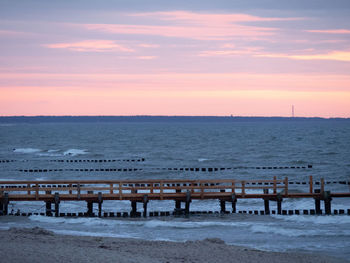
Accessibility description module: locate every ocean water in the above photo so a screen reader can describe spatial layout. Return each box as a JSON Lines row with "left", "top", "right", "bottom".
{"left": 0, "top": 120, "right": 349, "bottom": 260}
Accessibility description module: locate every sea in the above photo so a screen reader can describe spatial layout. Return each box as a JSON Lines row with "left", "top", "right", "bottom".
{"left": 0, "top": 117, "right": 349, "bottom": 260}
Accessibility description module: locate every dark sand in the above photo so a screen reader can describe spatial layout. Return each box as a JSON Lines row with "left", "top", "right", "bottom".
{"left": 0, "top": 227, "right": 347, "bottom": 263}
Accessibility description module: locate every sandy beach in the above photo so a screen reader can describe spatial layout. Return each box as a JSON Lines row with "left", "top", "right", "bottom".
{"left": 0, "top": 227, "right": 346, "bottom": 263}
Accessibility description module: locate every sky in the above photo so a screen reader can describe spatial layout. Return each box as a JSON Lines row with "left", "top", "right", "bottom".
{"left": 1, "top": 0, "right": 350, "bottom": 117}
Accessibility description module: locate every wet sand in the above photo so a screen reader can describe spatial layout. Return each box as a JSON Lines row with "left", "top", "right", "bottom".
{"left": 0, "top": 227, "right": 346, "bottom": 263}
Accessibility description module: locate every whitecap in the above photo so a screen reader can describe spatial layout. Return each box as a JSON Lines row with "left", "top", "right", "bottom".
{"left": 13, "top": 148, "right": 41, "bottom": 154}
{"left": 48, "top": 149, "right": 60, "bottom": 153}
{"left": 63, "top": 149, "right": 88, "bottom": 156}
{"left": 250, "top": 224, "right": 350, "bottom": 237}
{"left": 51, "top": 229, "right": 135, "bottom": 239}
{"left": 198, "top": 158, "right": 210, "bottom": 162}
{"left": 272, "top": 215, "right": 350, "bottom": 225}
{"left": 144, "top": 220, "right": 253, "bottom": 229}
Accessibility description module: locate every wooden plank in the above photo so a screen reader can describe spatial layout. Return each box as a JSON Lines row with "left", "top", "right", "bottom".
{"left": 309, "top": 176, "right": 313, "bottom": 194}
{"left": 284, "top": 177, "right": 288, "bottom": 196}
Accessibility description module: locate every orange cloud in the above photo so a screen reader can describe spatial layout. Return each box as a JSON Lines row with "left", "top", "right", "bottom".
{"left": 45, "top": 40, "right": 134, "bottom": 52}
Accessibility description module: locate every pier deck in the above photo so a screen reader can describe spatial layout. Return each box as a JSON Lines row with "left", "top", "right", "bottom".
{"left": 0, "top": 176, "right": 349, "bottom": 217}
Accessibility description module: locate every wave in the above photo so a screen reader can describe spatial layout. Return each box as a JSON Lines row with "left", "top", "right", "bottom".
{"left": 272, "top": 215, "right": 350, "bottom": 225}
{"left": 29, "top": 216, "right": 254, "bottom": 229}
{"left": 51, "top": 229, "right": 135, "bottom": 239}
{"left": 63, "top": 149, "right": 88, "bottom": 156}
{"left": 250, "top": 224, "right": 350, "bottom": 237}
{"left": 143, "top": 220, "right": 253, "bottom": 229}
{"left": 198, "top": 158, "right": 210, "bottom": 162}
{"left": 13, "top": 148, "right": 41, "bottom": 154}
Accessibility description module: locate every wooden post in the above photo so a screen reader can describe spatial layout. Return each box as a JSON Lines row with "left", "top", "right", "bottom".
{"left": 175, "top": 189, "right": 181, "bottom": 214}
{"left": 200, "top": 183, "right": 204, "bottom": 199}
{"left": 314, "top": 189, "right": 321, "bottom": 214}
{"left": 45, "top": 202, "right": 52, "bottom": 216}
{"left": 131, "top": 201, "right": 137, "bottom": 217}
{"left": 220, "top": 189, "right": 226, "bottom": 213}
{"left": 98, "top": 192, "right": 103, "bottom": 217}
{"left": 143, "top": 195, "right": 148, "bottom": 217}
{"left": 220, "top": 200, "right": 226, "bottom": 213}
{"left": 87, "top": 202, "right": 93, "bottom": 216}
{"left": 323, "top": 191, "right": 332, "bottom": 215}
{"left": 320, "top": 178, "right": 325, "bottom": 194}
{"left": 3, "top": 193, "right": 8, "bottom": 215}
{"left": 119, "top": 182, "right": 122, "bottom": 200}
{"left": 263, "top": 189, "right": 270, "bottom": 215}
{"left": 231, "top": 194, "right": 237, "bottom": 213}
{"left": 309, "top": 176, "right": 313, "bottom": 194}
{"left": 273, "top": 176, "right": 277, "bottom": 194}
{"left": 35, "top": 183, "right": 39, "bottom": 200}
{"left": 284, "top": 177, "right": 288, "bottom": 196}
{"left": 77, "top": 183, "right": 81, "bottom": 200}
{"left": 242, "top": 181, "right": 245, "bottom": 197}
{"left": 130, "top": 188, "right": 137, "bottom": 217}
{"left": 276, "top": 193, "right": 282, "bottom": 215}
{"left": 54, "top": 192, "right": 60, "bottom": 217}
{"left": 185, "top": 190, "right": 191, "bottom": 215}
{"left": 160, "top": 181, "right": 164, "bottom": 200}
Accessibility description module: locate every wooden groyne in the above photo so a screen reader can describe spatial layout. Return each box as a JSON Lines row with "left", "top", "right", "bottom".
{"left": 0, "top": 176, "right": 349, "bottom": 217}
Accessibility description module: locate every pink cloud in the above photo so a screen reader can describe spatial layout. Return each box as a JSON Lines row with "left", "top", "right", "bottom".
{"left": 130, "top": 11, "right": 302, "bottom": 25}
{"left": 1, "top": 72, "right": 349, "bottom": 92}
{"left": 307, "top": 29, "right": 350, "bottom": 34}
{"left": 84, "top": 23, "right": 276, "bottom": 41}
{"left": 0, "top": 29, "right": 34, "bottom": 37}
{"left": 135, "top": 56, "right": 157, "bottom": 60}
{"left": 81, "top": 11, "right": 289, "bottom": 41}
{"left": 199, "top": 47, "right": 262, "bottom": 57}
{"left": 257, "top": 51, "right": 350, "bottom": 62}
{"left": 138, "top": 43, "right": 160, "bottom": 48}
{"left": 45, "top": 40, "right": 134, "bottom": 52}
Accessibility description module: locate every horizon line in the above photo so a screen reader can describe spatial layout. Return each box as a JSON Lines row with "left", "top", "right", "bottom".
{"left": 0, "top": 115, "right": 349, "bottom": 119}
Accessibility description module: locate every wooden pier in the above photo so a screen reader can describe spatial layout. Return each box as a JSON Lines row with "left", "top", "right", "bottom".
{"left": 0, "top": 176, "right": 349, "bottom": 217}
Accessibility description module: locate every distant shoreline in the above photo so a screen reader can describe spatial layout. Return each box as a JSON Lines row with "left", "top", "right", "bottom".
{"left": 0, "top": 116, "right": 349, "bottom": 123}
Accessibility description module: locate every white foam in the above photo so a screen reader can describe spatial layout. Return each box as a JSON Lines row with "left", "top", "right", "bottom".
{"left": 29, "top": 216, "right": 253, "bottom": 229}
{"left": 51, "top": 229, "right": 135, "bottom": 239}
{"left": 48, "top": 149, "right": 60, "bottom": 153}
{"left": 250, "top": 224, "right": 350, "bottom": 237}
{"left": 198, "top": 158, "right": 210, "bottom": 162}
{"left": 143, "top": 220, "right": 253, "bottom": 229}
{"left": 36, "top": 153, "right": 62, "bottom": 157}
{"left": 13, "top": 148, "right": 41, "bottom": 154}
{"left": 63, "top": 149, "right": 88, "bottom": 156}
{"left": 29, "top": 215, "right": 144, "bottom": 227}
{"left": 272, "top": 215, "right": 350, "bottom": 225}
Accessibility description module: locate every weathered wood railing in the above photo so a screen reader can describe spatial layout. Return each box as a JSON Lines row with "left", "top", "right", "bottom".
{"left": 0, "top": 176, "right": 349, "bottom": 217}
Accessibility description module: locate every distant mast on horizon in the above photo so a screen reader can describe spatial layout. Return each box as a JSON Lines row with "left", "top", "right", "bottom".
{"left": 292, "top": 105, "right": 295, "bottom": 118}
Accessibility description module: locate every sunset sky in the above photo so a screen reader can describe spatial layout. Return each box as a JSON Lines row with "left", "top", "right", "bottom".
{"left": 1, "top": 0, "right": 350, "bottom": 117}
